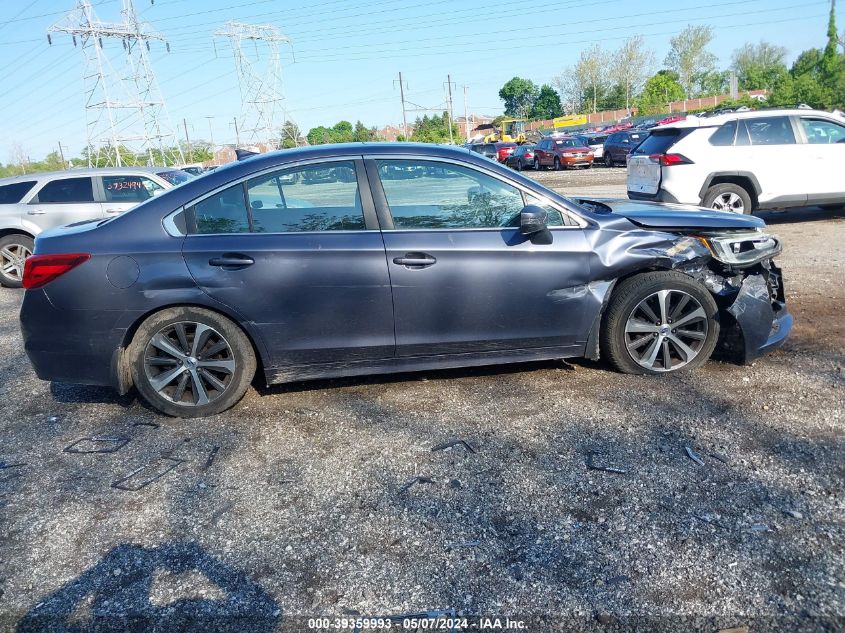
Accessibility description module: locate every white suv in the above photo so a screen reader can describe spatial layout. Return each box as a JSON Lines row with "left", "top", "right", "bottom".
{"left": 627, "top": 108, "right": 845, "bottom": 214}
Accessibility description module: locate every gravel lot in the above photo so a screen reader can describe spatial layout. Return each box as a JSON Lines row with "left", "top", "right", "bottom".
{"left": 0, "top": 169, "right": 843, "bottom": 631}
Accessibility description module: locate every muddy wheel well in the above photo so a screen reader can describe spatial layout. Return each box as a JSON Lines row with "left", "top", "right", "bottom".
{"left": 706, "top": 176, "right": 758, "bottom": 210}
{"left": 116, "top": 303, "right": 266, "bottom": 394}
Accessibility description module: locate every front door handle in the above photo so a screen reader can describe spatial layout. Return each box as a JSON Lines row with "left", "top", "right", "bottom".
{"left": 105, "top": 207, "right": 123, "bottom": 214}
{"left": 27, "top": 210, "right": 46, "bottom": 215}
{"left": 208, "top": 254, "right": 255, "bottom": 269}
{"left": 393, "top": 252, "right": 437, "bottom": 268}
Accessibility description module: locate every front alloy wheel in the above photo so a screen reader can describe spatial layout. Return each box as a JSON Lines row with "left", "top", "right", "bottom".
{"left": 600, "top": 271, "right": 720, "bottom": 375}
{"left": 131, "top": 307, "right": 256, "bottom": 417}
{"left": 624, "top": 290, "right": 708, "bottom": 371}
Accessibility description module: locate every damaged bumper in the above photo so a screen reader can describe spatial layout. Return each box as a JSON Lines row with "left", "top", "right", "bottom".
{"left": 724, "top": 265, "right": 793, "bottom": 363}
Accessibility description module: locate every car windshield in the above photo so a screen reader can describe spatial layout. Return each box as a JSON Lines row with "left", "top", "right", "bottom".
{"left": 156, "top": 169, "right": 195, "bottom": 186}
{"left": 555, "top": 139, "right": 581, "bottom": 148}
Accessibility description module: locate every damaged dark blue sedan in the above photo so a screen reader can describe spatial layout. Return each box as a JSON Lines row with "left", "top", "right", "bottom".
{"left": 19, "top": 143, "right": 791, "bottom": 417}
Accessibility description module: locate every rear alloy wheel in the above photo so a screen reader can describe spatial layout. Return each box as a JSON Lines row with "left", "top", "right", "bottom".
{"left": 703, "top": 183, "right": 753, "bottom": 214}
{"left": 604, "top": 153, "right": 613, "bottom": 167}
{"left": 601, "top": 271, "right": 719, "bottom": 375}
{"left": 516, "top": 159, "right": 523, "bottom": 171}
{"left": 553, "top": 157, "right": 561, "bottom": 171}
{"left": 131, "top": 307, "right": 256, "bottom": 417}
{"left": 533, "top": 158, "right": 542, "bottom": 171}
{"left": 0, "top": 234, "right": 34, "bottom": 288}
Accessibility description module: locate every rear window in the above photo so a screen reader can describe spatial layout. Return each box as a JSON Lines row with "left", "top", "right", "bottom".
{"left": 156, "top": 170, "right": 193, "bottom": 186}
{"left": 0, "top": 181, "right": 37, "bottom": 204}
{"left": 709, "top": 120, "right": 737, "bottom": 146}
{"left": 744, "top": 116, "right": 795, "bottom": 145}
{"left": 632, "top": 131, "right": 681, "bottom": 155}
{"left": 34, "top": 177, "right": 94, "bottom": 203}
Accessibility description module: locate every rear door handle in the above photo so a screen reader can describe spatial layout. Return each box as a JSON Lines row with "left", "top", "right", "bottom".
{"left": 105, "top": 208, "right": 123, "bottom": 214}
{"left": 393, "top": 252, "right": 436, "bottom": 268}
{"left": 208, "top": 254, "right": 255, "bottom": 269}
{"left": 27, "top": 210, "right": 46, "bottom": 215}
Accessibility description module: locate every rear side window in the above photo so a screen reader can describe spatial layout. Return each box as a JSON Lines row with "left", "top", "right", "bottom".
{"left": 0, "top": 181, "right": 36, "bottom": 204}
{"left": 745, "top": 116, "right": 795, "bottom": 145}
{"left": 102, "top": 175, "right": 164, "bottom": 202}
{"left": 35, "top": 177, "right": 94, "bottom": 203}
{"left": 632, "top": 131, "right": 680, "bottom": 155}
{"left": 709, "top": 120, "right": 737, "bottom": 146}
{"left": 246, "top": 161, "right": 364, "bottom": 233}
{"left": 192, "top": 184, "right": 250, "bottom": 234}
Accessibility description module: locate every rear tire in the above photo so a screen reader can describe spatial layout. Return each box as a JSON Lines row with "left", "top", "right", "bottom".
{"left": 516, "top": 160, "right": 522, "bottom": 171}
{"left": 604, "top": 153, "right": 613, "bottom": 167}
{"left": 553, "top": 157, "right": 561, "bottom": 171}
{"left": 130, "top": 307, "right": 256, "bottom": 418}
{"left": 0, "top": 234, "right": 34, "bottom": 288}
{"left": 703, "top": 183, "right": 753, "bottom": 214}
{"left": 533, "top": 158, "right": 543, "bottom": 171}
{"left": 601, "top": 271, "right": 720, "bottom": 375}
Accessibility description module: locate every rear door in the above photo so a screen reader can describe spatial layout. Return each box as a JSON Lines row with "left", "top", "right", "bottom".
{"left": 25, "top": 176, "right": 102, "bottom": 231}
{"left": 181, "top": 158, "right": 395, "bottom": 368}
{"left": 368, "top": 156, "right": 593, "bottom": 357}
{"left": 98, "top": 174, "right": 167, "bottom": 216}
{"left": 795, "top": 115, "right": 845, "bottom": 202}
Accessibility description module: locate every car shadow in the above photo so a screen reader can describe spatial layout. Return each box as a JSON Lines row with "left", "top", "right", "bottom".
{"left": 754, "top": 205, "right": 845, "bottom": 224}
{"left": 17, "top": 542, "right": 281, "bottom": 632}
{"left": 49, "top": 382, "right": 138, "bottom": 408}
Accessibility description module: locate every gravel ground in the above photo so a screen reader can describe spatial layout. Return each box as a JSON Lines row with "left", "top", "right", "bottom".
{"left": 0, "top": 170, "right": 843, "bottom": 632}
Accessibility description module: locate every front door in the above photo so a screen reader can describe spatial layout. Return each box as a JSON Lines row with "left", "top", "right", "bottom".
{"left": 796, "top": 115, "right": 845, "bottom": 202}
{"left": 369, "top": 158, "right": 592, "bottom": 357}
{"left": 181, "top": 159, "right": 395, "bottom": 368}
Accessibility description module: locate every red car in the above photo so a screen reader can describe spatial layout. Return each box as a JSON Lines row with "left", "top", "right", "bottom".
{"left": 533, "top": 136, "right": 594, "bottom": 170}
{"left": 656, "top": 115, "right": 685, "bottom": 126}
{"left": 494, "top": 142, "right": 518, "bottom": 162}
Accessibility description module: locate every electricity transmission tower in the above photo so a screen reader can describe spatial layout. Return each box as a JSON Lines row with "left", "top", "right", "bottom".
{"left": 49, "top": 0, "right": 184, "bottom": 167}
{"left": 215, "top": 21, "right": 292, "bottom": 148}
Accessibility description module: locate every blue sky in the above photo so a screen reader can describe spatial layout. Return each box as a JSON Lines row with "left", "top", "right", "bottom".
{"left": 0, "top": 0, "right": 840, "bottom": 161}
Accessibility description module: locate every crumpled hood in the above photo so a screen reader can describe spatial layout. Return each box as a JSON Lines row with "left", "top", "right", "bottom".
{"left": 577, "top": 198, "right": 766, "bottom": 231}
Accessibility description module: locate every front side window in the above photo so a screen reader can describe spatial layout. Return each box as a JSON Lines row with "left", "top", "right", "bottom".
{"left": 376, "top": 160, "right": 525, "bottom": 229}
{"left": 102, "top": 175, "right": 164, "bottom": 202}
{"left": 246, "top": 161, "right": 364, "bottom": 233}
{"left": 192, "top": 184, "right": 250, "bottom": 234}
{"left": 745, "top": 116, "right": 795, "bottom": 145}
{"left": 35, "top": 177, "right": 94, "bottom": 203}
{"left": 0, "top": 181, "right": 37, "bottom": 204}
{"left": 800, "top": 118, "right": 845, "bottom": 144}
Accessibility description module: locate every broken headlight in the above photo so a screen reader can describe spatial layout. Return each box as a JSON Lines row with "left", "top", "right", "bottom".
{"left": 698, "top": 231, "right": 781, "bottom": 267}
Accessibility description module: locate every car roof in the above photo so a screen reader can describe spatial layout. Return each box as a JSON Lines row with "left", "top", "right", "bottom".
{"left": 662, "top": 108, "right": 842, "bottom": 129}
{"left": 0, "top": 166, "right": 178, "bottom": 185}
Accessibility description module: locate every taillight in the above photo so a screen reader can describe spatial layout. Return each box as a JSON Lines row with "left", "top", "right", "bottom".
{"left": 649, "top": 153, "right": 692, "bottom": 166}
{"left": 22, "top": 253, "right": 91, "bottom": 289}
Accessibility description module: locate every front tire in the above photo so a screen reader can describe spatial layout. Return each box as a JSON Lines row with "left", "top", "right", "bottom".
{"left": 703, "top": 183, "right": 753, "bottom": 214}
{"left": 553, "top": 157, "right": 561, "bottom": 171}
{"left": 601, "top": 271, "right": 719, "bottom": 375}
{"left": 533, "top": 158, "right": 543, "bottom": 171}
{"left": 0, "top": 234, "right": 34, "bottom": 288}
{"left": 130, "top": 307, "right": 256, "bottom": 417}
{"left": 604, "top": 153, "right": 613, "bottom": 167}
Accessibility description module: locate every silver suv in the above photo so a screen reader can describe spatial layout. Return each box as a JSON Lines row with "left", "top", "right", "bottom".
{"left": 0, "top": 167, "right": 192, "bottom": 287}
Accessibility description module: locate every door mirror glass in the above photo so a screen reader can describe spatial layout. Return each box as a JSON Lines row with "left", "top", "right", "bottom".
{"left": 519, "top": 204, "right": 548, "bottom": 235}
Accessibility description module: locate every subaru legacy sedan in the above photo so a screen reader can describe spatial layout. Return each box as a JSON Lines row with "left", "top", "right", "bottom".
{"left": 20, "top": 144, "right": 791, "bottom": 417}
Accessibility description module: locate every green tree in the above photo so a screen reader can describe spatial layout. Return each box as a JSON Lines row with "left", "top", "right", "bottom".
{"left": 280, "top": 121, "right": 303, "bottom": 148}
{"left": 610, "top": 35, "right": 655, "bottom": 110}
{"left": 410, "top": 112, "right": 459, "bottom": 143}
{"left": 731, "top": 41, "right": 788, "bottom": 90}
{"left": 531, "top": 84, "right": 562, "bottom": 119}
{"left": 635, "top": 71, "right": 686, "bottom": 114}
{"left": 696, "top": 69, "right": 731, "bottom": 96}
{"left": 665, "top": 25, "right": 717, "bottom": 97}
{"left": 306, "top": 126, "right": 333, "bottom": 145}
{"left": 352, "top": 120, "right": 380, "bottom": 142}
{"left": 498, "top": 77, "right": 539, "bottom": 118}
{"left": 576, "top": 44, "right": 607, "bottom": 113}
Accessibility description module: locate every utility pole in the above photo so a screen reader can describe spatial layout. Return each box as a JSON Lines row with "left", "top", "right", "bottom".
{"left": 395, "top": 72, "right": 409, "bottom": 141}
{"left": 445, "top": 74, "right": 454, "bottom": 144}
{"left": 462, "top": 84, "right": 469, "bottom": 141}
{"left": 205, "top": 116, "right": 215, "bottom": 146}
{"left": 57, "top": 141, "right": 66, "bottom": 167}
{"left": 182, "top": 118, "right": 191, "bottom": 161}
{"left": 232, "top": 117, "right": 241, "bottom": 146}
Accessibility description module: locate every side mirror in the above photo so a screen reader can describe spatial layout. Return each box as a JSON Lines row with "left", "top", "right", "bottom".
{"left": 519, "top": 204, "right": 548, "bottom": 235}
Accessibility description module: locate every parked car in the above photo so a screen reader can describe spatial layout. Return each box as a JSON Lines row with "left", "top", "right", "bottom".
{"left": 20, "top": 143, "right": 791, "bottom": 417}
{"left": 575, "top": 134, "right": 607, "bottom": 159}
{"left": 656, "top": 115, "right": 685, "bottom": 126}
{"left": 533, "top": 137, "right": 594, "bottom": 170}
{"left": 494, "top": 142, "right": 518, "bottom": 163}
{"left": 468, "top": 143, "right": 497, "bottom": 160}
{"left": 503, "top": 144, "right": 536, "bottom": 170}
{"left": 603, "top": 130, "right": 648, "bottom": 166}
{"left": 627, "top": 108, "right": 845, "bottom": 214}
{"left": 0, "top": 167, "right": 189, "bottom": 287}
